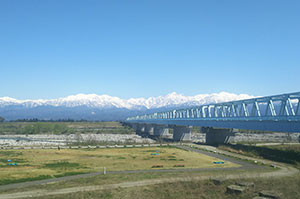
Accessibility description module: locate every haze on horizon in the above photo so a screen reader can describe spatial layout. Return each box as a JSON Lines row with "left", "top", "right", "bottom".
{"left": 1, "top": 0, "right": 299, "bottom": 100}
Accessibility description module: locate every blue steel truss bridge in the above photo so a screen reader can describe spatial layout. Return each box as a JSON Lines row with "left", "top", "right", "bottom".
{"left": 126, "top": 92, "right": 300, "bottom": 143}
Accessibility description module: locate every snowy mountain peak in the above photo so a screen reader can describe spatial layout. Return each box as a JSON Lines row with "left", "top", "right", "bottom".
{"left": 0, "top": 97, "right": 18, "bottom": 102}
{"left": 166, "top": 92, "right": 182, "bottom": 97}
{"left": 0, "top": 92, "right": 255, "bottom": 109}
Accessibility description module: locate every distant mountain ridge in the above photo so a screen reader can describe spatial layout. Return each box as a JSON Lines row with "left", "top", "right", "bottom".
{"left": 0, "top": 92, "right": 255, "bottom": 121}
{"left": 0, "top": 92, "right": 254, "bottom": 109}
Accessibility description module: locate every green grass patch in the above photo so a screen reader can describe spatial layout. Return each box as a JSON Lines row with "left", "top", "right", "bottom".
{"left": 0, "top": 175, "right": 52, "bottom": 186}
{"left": 54, "top": 171, "right": 88, "bottom": 178}
{"left": 44, "top": 161, "right": 80, "bottom": 169}
{"left": 0, "top": 151, "right": 23, "bottom": 156}
{"left": 0, "top": 158, "right": 10, "bottom": 163}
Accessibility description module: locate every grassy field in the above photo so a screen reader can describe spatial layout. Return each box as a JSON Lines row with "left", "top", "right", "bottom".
{"left": 26, "top": 174, "right": 300, "bottom": 199}
{"left": 0, "top": 147, "right": 239, "bottom": 185}
{"left": 0, "top": 169, "right": 268, "bottom": 194}
{"left": 219, "top": 143, "right": 300, "bottom": 169}
{"left": 0, "top": 168, "right": 297, "bottom": 199}
{"left": 0, "top": 122, "right": 134, "bottom": 135}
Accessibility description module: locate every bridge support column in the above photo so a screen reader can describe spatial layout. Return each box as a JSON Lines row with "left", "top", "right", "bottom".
{"left": 130, "top": 123, "right": 145, "bottom": 134}
{"left": 203, "top": 127, "right": 237, "bottom": 145}
{"left": 153, "top": 125, "right": 169, "bottom": 137}
{"left": 136, "top": 124, "right": 145, "bottom": 134}
{"left": 130, "top": 123, "right": 138, "bottom": 131}
{"left": 173, "top": 126, "right": 191, "bottom": 141}
{"left": 144, "top": 124, "right": 154, "bottom": 135}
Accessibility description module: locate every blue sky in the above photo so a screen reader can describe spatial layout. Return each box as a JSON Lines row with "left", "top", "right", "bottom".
{"left": 0, "top": 0, "right": 299, "bottom": 99}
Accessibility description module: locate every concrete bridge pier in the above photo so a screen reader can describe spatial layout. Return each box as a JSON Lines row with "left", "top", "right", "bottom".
{"left": 137, "top": 124, "right": 145, "bottom": 134}
{"left": 144, "top": 124, "right": 154, "bottom": 135}
{"left": 203, "top": 127, "right": 237, "bottom": 145}
{"left": 130, "top": 123, "right": 145, "bottom": 134}
{"left": 129, "top": 123, "right": 138, "bottom": 131}
{"left": 153, "top": 125, "right": 169, "bottom": 138}
{"left": 173, "top": 126, "right": 191, "bottom": 141}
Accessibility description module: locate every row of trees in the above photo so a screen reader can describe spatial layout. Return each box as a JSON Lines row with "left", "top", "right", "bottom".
{"left": 13, "top": 118, "right": 89, "bottom": 122}
{"left": 22, "top": 122, "right": 74, "bottom": 134}
{"left": 0, "top": 117, "right": 122, "bottom": 123}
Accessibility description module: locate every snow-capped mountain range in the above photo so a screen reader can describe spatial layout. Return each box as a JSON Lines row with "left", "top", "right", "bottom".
{"left": 0, "top": 92, "right": 255, "bottom": 121}
{"left": 0, "top": 92, "right": 254, "bottom": 109}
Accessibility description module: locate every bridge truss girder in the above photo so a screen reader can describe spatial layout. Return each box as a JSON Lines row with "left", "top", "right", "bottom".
{"left": 126, "top": 92, "right": 300, "bottom": 133}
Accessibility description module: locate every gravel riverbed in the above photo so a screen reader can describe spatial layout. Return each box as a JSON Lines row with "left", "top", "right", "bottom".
{"left": 0, "top": 134, "right": 155, "bottom": 146}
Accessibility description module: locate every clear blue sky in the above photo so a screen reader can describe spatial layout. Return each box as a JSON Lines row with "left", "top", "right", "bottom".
{"left": 1, "top": 0, "right": 299, "bottom": 99}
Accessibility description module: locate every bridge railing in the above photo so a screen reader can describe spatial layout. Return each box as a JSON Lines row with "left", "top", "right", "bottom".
{"left": 126, "top": 92, "right": 300, "bottom": 122}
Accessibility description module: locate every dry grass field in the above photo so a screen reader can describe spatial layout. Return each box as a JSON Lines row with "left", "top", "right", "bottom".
{"left": 28, "top": 174, "right": 300, "bottom": 199}
{"left": 0, "top": 147, "right": 239, "bottom": 185}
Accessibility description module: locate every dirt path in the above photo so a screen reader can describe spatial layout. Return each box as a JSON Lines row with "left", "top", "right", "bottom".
{"left": 0, "top": 145, "right": 298, "bottom": 199}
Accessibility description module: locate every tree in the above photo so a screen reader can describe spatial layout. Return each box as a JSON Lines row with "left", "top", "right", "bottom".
{"left": 0, "top": 116, "right": 5, "bottom": 122}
